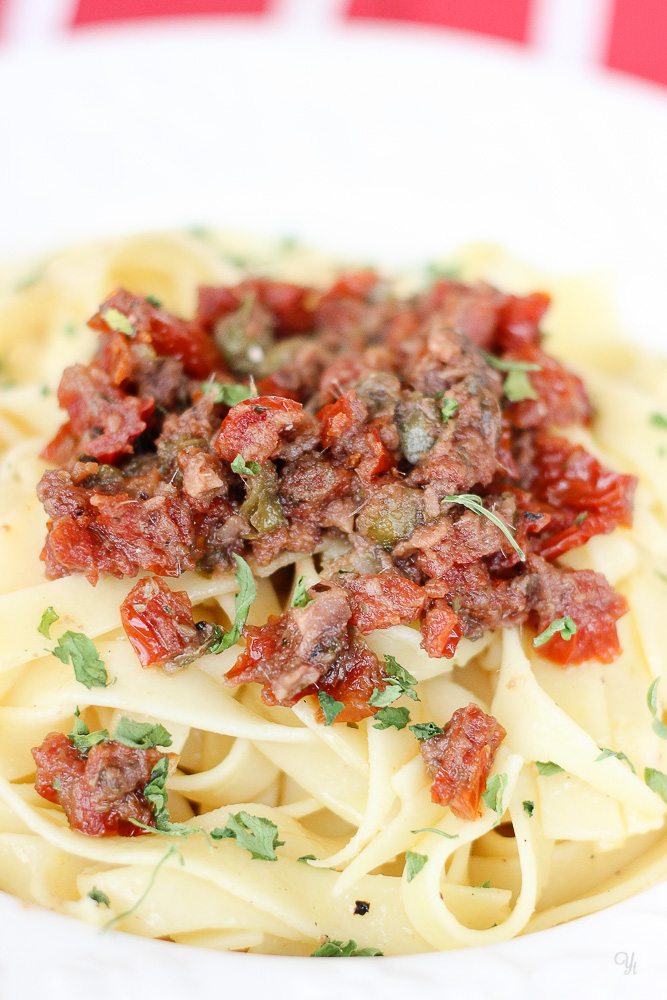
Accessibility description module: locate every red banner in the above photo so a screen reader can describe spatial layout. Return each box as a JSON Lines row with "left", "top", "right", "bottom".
{"left": 346, "top": 0, "right": 532, "bottom": 44}
{"left": 606, "top": 0, "right": 667, "bottom": 87}
{"left": 74, "top": 0, "right": 269, "bottom": 26}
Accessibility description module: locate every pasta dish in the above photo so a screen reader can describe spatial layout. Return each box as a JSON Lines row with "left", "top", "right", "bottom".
{"left": 0, "top": 231, "right": 665, "bottom": 956}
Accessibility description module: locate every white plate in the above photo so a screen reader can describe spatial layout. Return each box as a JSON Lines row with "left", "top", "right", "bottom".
{"left": 0, "top": 20, "right": 665, "bottom": 998}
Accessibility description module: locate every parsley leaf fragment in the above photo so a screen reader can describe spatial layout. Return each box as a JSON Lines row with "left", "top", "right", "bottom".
{"left": 209, "top": 555, "right": 256, "bottom": 654}
{"left": 310, "top": 939, "right": 383, "bottom": 958}
{"left": 291, "top": 575, "right": 313, "bottom": 609}
{"left": 52, "top": 631, "right": 109, "bottom": 689}
{"left": 142, "top": 756, "right": 197, "bottom": 838}
{"left": 405, "top": 850, "right": 428, "bottom": 882}
{"left": 503, "top": 368, "right": 538, "bottom": 402}
{"left": 647, "top": 678, "right": 667, "bottom": 739}
{"left": 442, "top": 494, "right": 525, "bottom": 562}
{"left": 210, "top": 811, "right": 284, "bottom": 861}
{"left": 101, "top": 307, "right": 135, "bottom": 338}
{"left": 645, "top": 767, "right": 667, "bottom": 803}
{"left": 202, "top": 381, "right": 252, "bottom": 407}
{"left": 38, "top": 606, "right": 59, "bottom": 639}
{"left": 439, "top": 397, "right": 459, "bottom": 422}
{"left": 103, "top": 844, "right": 183, "bottom": 932}
{"left": 372, "top": 706, "right": 411, "bottom": 731}
{"left": 535, "top": 761, "right": 564, "bottom": 776}
{"left": 533, "top": 616, "right": 577, "bottom": 647}
{"left": 650, "top": 412, "right": 667, "bottom": 430}
{"left": 522, "top": 800, "right": 535, "bottom": 818}
{"left": 368, "top": 654, "right": 419, "bottom": 710}
{"left": 481, "top": 773, "right": 507, "bottom": 825}
{"left": 67, "top": 708, "right": 109, "bottom": 753}
{"left": 318, "top": 690, "right": 344, "bottom": 726}
{"left": 114, "top": 718, "right": 172, "bottom": 749}
{"left": 595, "top": 748, "right": 636, "bottom": 773}
{"left": 87, "top": 887, "right": 110, "bottom": 907}
{"left": 410, "top": 827, "right": 459, "bottom": 839}
{"left": 409, "top": 722, "right": 445, "bottom": 740}
{"left": 231, "top": 454, "right": 261, "bottom": 476}
{"left": 297, "top": 855, "right": 317, "bottom": 863}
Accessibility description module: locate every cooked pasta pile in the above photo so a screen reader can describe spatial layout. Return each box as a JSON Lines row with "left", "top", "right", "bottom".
{"left": 0, "top": 231, "right": 666, "bottom": 955}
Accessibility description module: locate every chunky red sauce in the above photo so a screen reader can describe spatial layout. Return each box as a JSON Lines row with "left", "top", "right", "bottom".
{"left": 37, "top": 271, "right": 635, "bottom": 719}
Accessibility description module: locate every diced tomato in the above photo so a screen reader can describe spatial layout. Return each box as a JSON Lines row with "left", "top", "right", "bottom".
{"left": 420, "top": 600, "right": 464, "bottom": 658}
{"left": 503, "top": 345, "right": 592, "bottom": 428}
{"left": 120, "top": 576, "right": 202, "bottom": 668}
{"left": 215, "top": 395, "right": 305, "bottom": 464}
{"left": 496, "top": 292, "right": 550, "bottom": 351}
{"left": 420, "top": 703, "right": 506, "bottom": 819}
{"left": 343, "top": 573, "right": 426, "bottom": 634}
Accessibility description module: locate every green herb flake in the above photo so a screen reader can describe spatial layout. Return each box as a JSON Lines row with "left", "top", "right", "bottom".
{"left": 410, "top": 827, "right": 459, "bottom": 839}
{"left": 595, "top": 748, "right": 636, "bottom": 773}
{"left": 522, "top": 800, "right": 535, "bottom": 818}
{"left": 533, "top": 616, "right": 577, "bottom": 648}
{"left": 409, "top": 722, "right": 445, "bottom": 740}
{"left": 209, "top": 555, "right": 256, "bottom": 654}
{"left": 318, "top": 690, "right": 345, "bottom": 726}
{"left": 87, "top": 887, "right": 111, "bottom": 907}
{"left": 650, "top": 412, "right": 667, "bottom": 430}
{"left": 535, "top": 761, "right": 564, "bottom": 776}
{"left": 210, "top": 811, "right": 284, "bottom": 861}
{"left": 38, "top": 606, "right": 59, "bottom": 639}
{"left": 483, "top": 353, "right": 541, "bottom": 375}
{"left": 442, "top": 493, "right": 525, "bottom": 561}
{"left": 52, "top": 632, "right": 109, "bottom": 689}
{"left": 103, "top": 844, "right": 182, "bottom": 932}
{"left": 439, "top": 397, "right": 459, "bottom": 422}
{"left": 405, "top": 850, "right": 428, "bottom": 882}
{"left": 381, "top": 654, "right": 419, "bottom": 702}
{"left": 503, "top": 367, "right": 538, "bottom": 402}
{"left": 477, "top": 880, "right": 492, "bottom": 889}
{"left": 481, "top": 773, "right": 507, "bottom": 825}
{"left": 67, "top": 708, "right": 109, "bottom": 754}
{"left": 647, "top": 677, "right": 667, "bottom": 739}
{"left": 645, "top": 767, "right": 667, "bottom": 803}
{"left": 101, "top": 307, "right": 135, "bottom": 338}
{"left": 297, "top": 855, "right": 318, "bottom": 863}
{"left": 231, "top": 454, "right": 261, "bottom": 476}
{"left": 202, "top": 381, "right": 252, "bottom": 407}
{"left": 145, "top": 294, "right": 162, "bottom": 308}
{"left": 310, "top": 938, "right": 383, "bottom": 958}
{"left": 291, "top": 575, "right": 313, "bottom": 609}
{"left": 140, "top": 756, "right": 197, "bottom": 838}
{"left": 573, "top": 511, "right": 588, "bottom": 526}
{"left": 113, "top": 718, "right": 172, "bottom": 749}
{"left": 372, "top": 706, "right": 411, "bottom": 731}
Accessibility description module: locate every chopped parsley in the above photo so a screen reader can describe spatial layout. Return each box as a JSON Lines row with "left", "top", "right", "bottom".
{"left": 647, "top": 678, "right": 667, "bottom": 739}
{"left": 405, "top": 851, "right": 428, "bottom": 882}
{"left": 231, "top": 454, "right": 261, "bottom": 476}
{"left": 595, "top": 748, "right": 636, "bottom": 773}
{"left": 145, "top": 294, "right": 162, "bottom": 308}
{"left": 372, "top": 706, "right": 411, "bottom": 731}
{"left": 291, "top": 575, "right": 313, "bottom": 608}
{"left": 202, "top": 381, "right": 252, "bottom": 407}
{"left": 310, "top": 939, "right": 383, "bottom": 958}
{"left": 522, "top": 800, "right": 535, "bottom": 818}
{"left": 649, "top": 412, "right": 667, "bottom": 430}
{"left": 142, "top": 756, "right": 196, "bottom": 838}
{"left": 101, "top": 307, "right": 135, "bottom": 338}
{"left": 645, "top": 767, "right": 667, "bottom": 803}
{"left": 535, "top": 761, "right": 564, "bottom": 776}
{"left": 87, "top": 887, "right": 110, "bottom": 907}
{"left": 113, "top": 718, "right": 172, "bottom": 749}
{"left": 318, "top": 690, "right": 344, "bottom": 726}
{"left": 439, "top": 397, "right": 459, "bottom": 422}
{"left": 442, "top": 494, "right": 525, "bottom": 562}
{"left": 209, "top": 555, "right": 256, "bottom": 654}
{"left": 67, "top": 709, "right": 109, "bottom": 754}
{"left": 297, "top": 855, "right": 318, "bottom": 863}
{"left": 210, "top": 811, "right": 284, "bottom": 861}
{"left": 477, "top": 880, "right": 492, "bottom": 889}
{"left": 103, "top": 844, "right": 182, "bottom": 932}
{"left": 369, "top": 656, "right": 419, "bottom": 709}
{"left": 52, "top": 631, "right": 109, "bottom": 689}
{"left": 410, "top": 827, "right": 459, "bottom": 839}
{"left": 481, "top": 773, "right": 507, "bottom": 826}
{"left": 533, "top": 616, "right": 577, "bottom": 647}
{"left": 483, "top": 353, "right": 541, "bottom": 402}
{"left": 38, "top": 606, "right": 59, "bottom": 639}
{"left": 409, "top": 722, "right": 445, "bottom": 740}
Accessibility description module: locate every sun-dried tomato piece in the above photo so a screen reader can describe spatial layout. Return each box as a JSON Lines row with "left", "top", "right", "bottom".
{"left": 420, "top": 703, "right": 506, "bottom": 819}
{"left": 528, "top": 433, "right": 636, "bottom": 560}
{"left": 420, "top": 600, "right": 464, "bottom": 658}
{"left": 90, "top": 289, "right": 222, "bottom": 378}
{"left": 496, "top": 292, "right": 550, "bottom": 351}
{"left": 504, "top": 345, "right": 592, "bottom": 429}
{"left": 342, "top": 572, "right": 426, "bottom": 634}
{"left": 319, "top": 390, "right": 395, "bottom": 479}
{"left": 42, "top": 364, "right": 154, "bottom": 466}
{"left": 121, "top": 577, "right": 203, "bottom": 668}
{"left": 215, "top": 395, "right": 305, "bottom": 464}
{"left": 32, "top": 732, "right": 166, "bottom": 837}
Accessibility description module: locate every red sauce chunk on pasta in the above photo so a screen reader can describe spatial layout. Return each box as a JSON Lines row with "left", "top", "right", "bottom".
{"left": 32, "top": 733, "right": 165, "bottom": 836}
{"left": 37, "top": 271, "right": 636, "bottom": 674}
{"left": 120, "top": 577, "right": 203, "bottom": 668}
{"left": 420, "top": 704, "right": 506, "bottom": 819}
